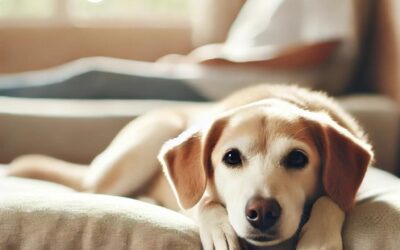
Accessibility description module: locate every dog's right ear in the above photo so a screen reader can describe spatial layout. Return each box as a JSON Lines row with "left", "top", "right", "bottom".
{"left": 158, "top": 118, "right": 227, "bottom": 209}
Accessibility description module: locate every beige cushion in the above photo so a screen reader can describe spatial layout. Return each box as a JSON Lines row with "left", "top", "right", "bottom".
{"left": 339, "top": 95, "right": 400, "bottom": 174}
{"left": 345, "top": 167, "right": 400, "bottom": 249}
{"left": 0, "top": 167, "right": 399, "bottom": 249}
{"left": 0, "top": 176, "right": 74, "bottom": 194}
{"left": 0, "top": 176, "right": 200, "bottom": 250}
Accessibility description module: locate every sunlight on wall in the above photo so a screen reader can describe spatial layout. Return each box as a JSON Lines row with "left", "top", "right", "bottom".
{"left": 0, "top": 0, "right": 189, "bottom": 20}
{"left": 0, "top": 0, "right": 54, "bottom": 18}
{"left": 70, "top": 0, "right": 189, "bottom": 19}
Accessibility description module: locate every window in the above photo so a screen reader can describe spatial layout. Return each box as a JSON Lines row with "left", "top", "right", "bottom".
{"left": 0, "top": 0, "right": 189, "bottom": 24}
{"left": 0, "top": 0, "right": 54, "bottom": 19}
{"left": 70, "top": 0, "right": 188, "bottom": 20}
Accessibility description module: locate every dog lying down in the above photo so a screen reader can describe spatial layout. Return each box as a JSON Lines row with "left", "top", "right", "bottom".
{"left": 8, "top": 84, "right": 373, "bottom": 249}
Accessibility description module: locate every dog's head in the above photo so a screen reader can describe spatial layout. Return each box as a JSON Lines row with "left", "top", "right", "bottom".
{"left": 159, "top": 100, "right": 373, "bottom": 246}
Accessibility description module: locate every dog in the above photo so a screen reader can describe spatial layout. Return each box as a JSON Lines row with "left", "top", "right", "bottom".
{"left": 8, "top": 84, "right": 373, "bottom": 249}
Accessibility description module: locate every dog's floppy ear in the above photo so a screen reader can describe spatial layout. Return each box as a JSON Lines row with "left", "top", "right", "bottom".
{"left": 309, "top": 115, "right": 373, "bottom": 212}
{"left": 158, "top": 118, "right": 227, "bottom": 209}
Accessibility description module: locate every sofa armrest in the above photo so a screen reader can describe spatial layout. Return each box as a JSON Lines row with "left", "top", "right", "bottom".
{"left": 0, "top": 98, "right": 191, "bottom": 164}
{"left": 339, "top": 95, "right": 400, "bottom": 175}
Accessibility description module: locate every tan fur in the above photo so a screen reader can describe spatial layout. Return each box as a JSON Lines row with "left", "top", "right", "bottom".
{"left": 310, "top": 118, "right": 373, "bottom": 211}
{"left": 164, "top": 135, "right": 205, "bottom": 209}
{"left": 220, "top": 85, "right": 365, "bottom": 140}
{"left": 7, "top": 84, "right": 373, "bottom": 249}
{"left": 8, "top": 155, "right": 87, "bottom": 191}
{"left": 161, "top": 117, "right": 227, "bottom": 209}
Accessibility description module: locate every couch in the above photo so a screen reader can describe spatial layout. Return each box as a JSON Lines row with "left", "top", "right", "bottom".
{"left": 0, "top": 93, "right": 399, "bottom": 249}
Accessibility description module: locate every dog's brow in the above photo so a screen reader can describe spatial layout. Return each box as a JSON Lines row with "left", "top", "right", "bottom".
{"left": 291, "top": 126, "right": 311, "bottom": 139}
{"left": 248, "top": 116, "right": 269, "bottom": 155}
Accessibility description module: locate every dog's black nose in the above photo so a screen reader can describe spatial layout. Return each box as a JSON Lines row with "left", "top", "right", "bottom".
{"left": 245, "top": 197, "right": 281, "bottom": 231}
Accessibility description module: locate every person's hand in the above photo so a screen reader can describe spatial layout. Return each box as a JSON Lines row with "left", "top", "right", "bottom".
{"left": 156, "top": 44, "right": 225, "bottom": 64}
{"left": 157, "top": 53, "right": 195, "bottom": 64}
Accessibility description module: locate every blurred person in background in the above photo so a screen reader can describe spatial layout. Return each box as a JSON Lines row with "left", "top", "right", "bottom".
{"left": 0, "top": 0, "right": 361, "bottom": 100}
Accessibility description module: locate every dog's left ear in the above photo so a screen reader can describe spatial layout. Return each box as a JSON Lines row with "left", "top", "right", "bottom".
{"left": 158, "top": 118, "right": 227, "bottom": 209}
{"left": 309, "top": 115, "right": 373, "bottom": 212}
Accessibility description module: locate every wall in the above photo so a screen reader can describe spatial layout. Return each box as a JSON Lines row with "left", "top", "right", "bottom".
{"left": 368, "top": 0, "right": 400, "bottom": 102}
{"left": 0, "top": 25, "right": 192, "bottom": 74}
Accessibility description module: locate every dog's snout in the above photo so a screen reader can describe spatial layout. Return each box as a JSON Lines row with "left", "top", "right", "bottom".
{"left": 245, "top": 197, "right": 281, "bottom": 231}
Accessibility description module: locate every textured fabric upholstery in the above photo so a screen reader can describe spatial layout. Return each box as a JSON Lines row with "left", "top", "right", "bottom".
{"left": 0, "top": 175, "right": 200, "bottom": 250}
{"left": 0, "top": 167, "right": 398, "bottom": 249}
{"left": 344, "top": 167, "right": 400, "bottom": 249}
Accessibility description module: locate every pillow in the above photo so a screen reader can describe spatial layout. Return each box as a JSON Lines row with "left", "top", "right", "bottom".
{"left": 0, "top": 168, "right": 399, "bottom": 250}
{"left": 0, "top": 177, "right": 200, "bottom": 250}
{"left": 223, "top": 0, "right": 353, "bottom": 62}
{"left": 344, "top": 167, "right": 400, "bottom": 249}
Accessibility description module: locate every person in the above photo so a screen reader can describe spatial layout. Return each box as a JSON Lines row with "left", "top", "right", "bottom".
{"left": 0, "top": 0, "right": 356, "bottom": 100}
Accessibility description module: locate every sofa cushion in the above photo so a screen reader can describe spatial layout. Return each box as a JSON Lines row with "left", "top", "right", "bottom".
{"left": 0, "top": 191, "right": 200, "bottom": 250}
{"left": 0, "top": 163, "right": 74, "bottom": 193}
{"left": 0, "top": 171, "right": 200, "bottom": 250}
{"left": 0, "top": 167, "right": 398, "bottom": 250}
{"left": 0, "top": 177, "right": 74, "bottom": 194}
{"left": 344, "top": 167, "right": 400, "bottom": 250}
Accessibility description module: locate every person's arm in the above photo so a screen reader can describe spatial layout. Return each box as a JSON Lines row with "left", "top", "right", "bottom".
{"left": 158, "top": 40, "right": 341, "bottom": 70}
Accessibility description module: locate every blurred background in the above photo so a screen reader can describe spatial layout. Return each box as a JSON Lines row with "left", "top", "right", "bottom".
{"left": 0, "top": 0, "right": 191, "bottom": 73}
{"left": 0, "top": 0, "right": 399, "bottom": 175}
{"left": 0, "top": 0, "right": 399, "bottom": 99}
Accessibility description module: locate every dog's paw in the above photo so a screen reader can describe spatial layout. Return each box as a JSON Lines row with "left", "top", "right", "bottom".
{"left": 296, "top": 197, "right": 344, "bottom": 250}
{"left": 198, "top": 202, "right": 241, "bottom": 250}
{"left": 296, "top": 223, "right": 342, "bottom": 250}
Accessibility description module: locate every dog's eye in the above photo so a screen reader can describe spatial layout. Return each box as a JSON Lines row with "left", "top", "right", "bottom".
{"left": 222, "top": 149, "right": 242, "bottom": 167}
{"left": 283, "top": 149, "right": 308, "bottom": 169}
